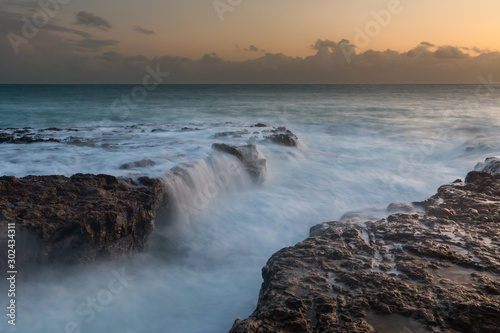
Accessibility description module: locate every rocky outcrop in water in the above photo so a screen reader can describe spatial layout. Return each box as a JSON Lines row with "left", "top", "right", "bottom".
{"left": 215, "top": 130, "right": 251, "bottom": 138}
{"left": 0, "top": 174, "right": 166, "bottom": 265}
{"left": 120, "top": 159, "right": 157, "bottom": 170}
{"left": 230, "top": 160, "right": 500, "bottom": 333}
{"left": 0, "top": 130, "right": 60, "bottom": 144}
{"left": 212, "top": 143, "right": 268, "bottom": 184}
{"left": 475, "top": 156, "right": 500, "bottom": 175}
{"left": 264, "top": 127, "right": 299, "bottom": 147}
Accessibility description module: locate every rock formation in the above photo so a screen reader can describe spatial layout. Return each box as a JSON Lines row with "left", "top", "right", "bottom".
{"left": 0, "top": 174, "right": 166, "bottom": 266}
{"left": 264, "top": 127, "right": 299, "bottom": 147}
{"left": 120, "top": 159, "right": 157, "bottom": 170}
{"left": 230, "top": 161, "right": 500, "bottom": 333}
{"left": 212, "top": 143, "right": 268, "bottom": 184}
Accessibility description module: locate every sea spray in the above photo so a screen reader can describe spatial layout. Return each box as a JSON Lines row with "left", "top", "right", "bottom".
{"left": 163, "top": 153, "right": 255, "bottom": 228}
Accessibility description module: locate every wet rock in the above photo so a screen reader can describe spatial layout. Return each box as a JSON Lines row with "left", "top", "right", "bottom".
{"left": 0, "top": 174, "right": 166, "bottom": 265}
{"left": 262, "top": 127, "right": 299, "bottom": 147}
{"left": 266, "top": 133, "right": 298, "bottom": 147}
{"left": 214, "top": 129, "right": 250, "bottom": 138}
{"left": 475, "top": 156, "right": 500, "bottom": 175}
{"left": 64, "top": 136, "right": 94, "bottom": 146}
{"left": 254, "top": 123, "right": 268, "bottom": 127}
{"left": 387, "top": 202, "right": 417, "bottom": 213}
{"left": 120, "top": 159, "right": 156, "bottom": 170}
{"left": 426, "top": 206, "right": 456, "bottom": 219}
{"left": 0, "top": 130, "right": 60, "bottom": 144}
{"left": 212, "top": 143, "right": 267, "bottom": 184}
{"left": 230, "top": 158, "right": 500, "bottom": 333}
{"left": 340, "top": 208, "right": 387, "bottom": 222}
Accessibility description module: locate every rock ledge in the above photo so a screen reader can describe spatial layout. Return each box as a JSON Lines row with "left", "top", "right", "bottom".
{"left": 230, "top": 163, "right": 500, "bottom": 333}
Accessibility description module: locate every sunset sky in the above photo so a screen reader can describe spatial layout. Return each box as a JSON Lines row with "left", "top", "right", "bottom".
{"left": 0, "top": 0, "right": 499, "bottom": 83}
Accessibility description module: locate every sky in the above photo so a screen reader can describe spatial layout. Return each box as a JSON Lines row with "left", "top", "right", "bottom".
{"left": 0, "top": 0, "right": 499, "bottom": 83}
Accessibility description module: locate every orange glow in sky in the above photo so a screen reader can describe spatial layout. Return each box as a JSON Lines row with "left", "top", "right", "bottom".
{"left": 53, "top": 0, "right": 499, "bottom": 60}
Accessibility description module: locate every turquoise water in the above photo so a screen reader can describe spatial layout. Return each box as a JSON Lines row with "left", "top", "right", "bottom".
{"left": 1, "top": 84, "right": 499, "bottom": 332}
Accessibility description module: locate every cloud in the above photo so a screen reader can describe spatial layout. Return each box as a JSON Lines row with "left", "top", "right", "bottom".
{"left": 133, "top": 25, "right": 155, "bottom": 35}
{"left": 243, "top": 45, "right": 265, "bottom": 52}
{"left": 246, "top": 45, "right": 259, "bottom": 52}
{"left": 75, "top": 11, "right": 111, "bottom": 30}
{"left": 0, "top": 0, "right": 40, "bottom": 13}
{"left": 406, "top": 45, "right": 433, "bottom": 58}
{"left": 74, "top": 39, "right": 119, "bottom": 51}
{"left": 311, "top": 39, "right": 338, "bottom": 50}
{"left": 471, "top": 46, "right": 490, "bottom": 54}
{"left": 0, "top": 33, "right": 499, "bottom": 84}
{"left": 420, "top": 41, "right": 435, "bottom": 47}
{"left": 199, "top": 52, "right": 223, "bottom": 64}
{"left": 44, "top": 24, "right": 92, "bottom": 38}
{"left": 433, "top": 45, "right": 468, "bottom": 59}
{"left": 0, "top": 9, "right": 91, "bottom": 38}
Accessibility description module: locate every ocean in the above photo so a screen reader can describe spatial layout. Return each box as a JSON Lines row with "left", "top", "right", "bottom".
{"left": 1, "top": 84, "right": 499, "bottom": 332}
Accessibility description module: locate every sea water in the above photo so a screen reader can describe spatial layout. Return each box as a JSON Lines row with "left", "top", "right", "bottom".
{"left": 0, "top": 84, "right": 499, "bottom": 332}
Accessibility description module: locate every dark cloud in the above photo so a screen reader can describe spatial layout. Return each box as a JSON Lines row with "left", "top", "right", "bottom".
{"left": 472, "top": 46, "right": 490, "bottom": 54}
{"left": 199, "top": 52, "right": 223, "bottom": 64}
{"left": 44, "top": 24, "right": 92, "bottom": 38}
{"left": 311, "top": 39, "right": 338, "bottom": 50}
{"left": 433, "top": 45, "right": 468, "bottom": 59}
{"left": 74, "top": 39, "right": 119, "bottom": 51}
{"left": 75, "top": 11, "right": 111, "bottom": 30}
{"left": 0, "top": 9, "right": 91, "bottom": 39}
{"left": 460, "top": 46, "right": 490, "bottom": 53}
{"left": 133, "top": 25, "right": 155, "bottom": 35}
{"left": 420, "top": 41, "right": 435, "bottom": 47}
{"left": 0, "top": 33, "right": 499, "bottom": 84}
{"left": 243, "top": 45, "right": 265, "bottom": 52}
{"left": 0, "top": 0, "right": 40, "bottom": 13}
{"left": 406, "top": 45, "right": 433, "bottom": 58}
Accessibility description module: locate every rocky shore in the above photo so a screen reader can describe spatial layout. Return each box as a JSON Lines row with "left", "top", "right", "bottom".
{"left": 229, "top": 158, "right": 500, "bottom": 333}
{"left": 0, "top": 174, "right": 166, "bottom": 265}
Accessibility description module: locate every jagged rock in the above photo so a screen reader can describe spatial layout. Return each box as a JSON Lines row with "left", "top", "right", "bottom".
{"left": 475, "top": 156, "right": 500, "bottom": 175}
{"left": 214, "top": 129, "right": 250, "bottom": 138}
{"left": 263, "top": 127, "right": 298, "bottom": 147}
{"left": 340, "top": 208, "right": 387, "bottom": 222}
{"left": 120, "top": 159, "right": 156, "bottom": 170}
{"left": 212, "top": 143, "right": 267, "bottom": 184}
{"left": 64, "top": 136, "right": 95, "bottom": 146}
{"left": 386, "top": 202, "right": 417, "bottom": 213}
{"left": 266, "top": 133, "right": 298, "bottom": 147}
{"left": 0, "top": 174, "right": 166, "bottom": 265}
{"left": 0, "top": 131, "right": 60, "bottom": 144}
{"left": 230, "top": 159, "right": 500, "bottom": 333}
